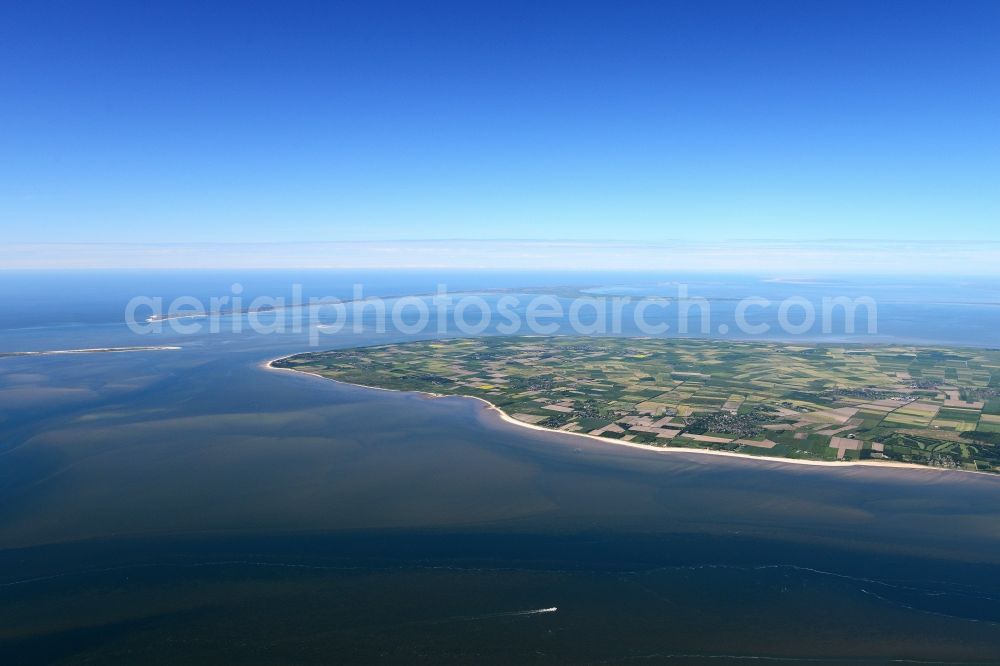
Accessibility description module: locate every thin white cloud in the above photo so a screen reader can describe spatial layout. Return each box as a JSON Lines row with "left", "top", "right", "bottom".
{"left": 1, "top": 240, "right": 998, "bottom": 275}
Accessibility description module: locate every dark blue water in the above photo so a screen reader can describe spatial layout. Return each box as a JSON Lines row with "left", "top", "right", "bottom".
{"left": 1, "top": 271, "right": 999, "bottom": 663}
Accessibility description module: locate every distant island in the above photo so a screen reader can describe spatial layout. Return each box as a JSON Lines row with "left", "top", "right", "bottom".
{"left": 272, "top": 337, "right": 1000, "bottom": 472}
{"left": 0, "top": 346, "right": 181, "bottom": 358}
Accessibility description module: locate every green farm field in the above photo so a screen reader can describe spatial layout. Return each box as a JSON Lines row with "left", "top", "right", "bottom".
{"left": 275, "top": 337, "right": 1000, "bottom": 471}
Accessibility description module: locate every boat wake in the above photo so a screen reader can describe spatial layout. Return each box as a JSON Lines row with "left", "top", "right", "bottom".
{"left": 455, "top": 606, "right": 558, "bottom": 622}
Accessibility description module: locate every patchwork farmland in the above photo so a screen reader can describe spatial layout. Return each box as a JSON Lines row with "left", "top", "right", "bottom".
{"left": 275, "top": 337, "right": 1000, "bottom": 471}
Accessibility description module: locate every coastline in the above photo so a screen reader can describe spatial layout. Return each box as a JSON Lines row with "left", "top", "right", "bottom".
{"left": 263, "top": 354, "right": 994, "bottom": 476}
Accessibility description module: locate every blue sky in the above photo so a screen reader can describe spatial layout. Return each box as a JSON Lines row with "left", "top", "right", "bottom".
{"left": 1, "top": 0, "right": 998, "bottom": 251}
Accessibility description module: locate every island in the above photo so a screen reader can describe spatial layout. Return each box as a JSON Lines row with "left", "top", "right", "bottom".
{"left": 272, "top": 337, "right": 1000, "bottom": 472}
{"left": 0, "top": 346, "right": 181, "bottom": 358}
